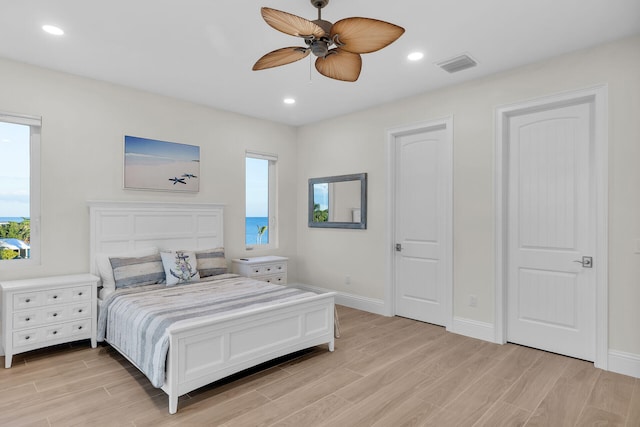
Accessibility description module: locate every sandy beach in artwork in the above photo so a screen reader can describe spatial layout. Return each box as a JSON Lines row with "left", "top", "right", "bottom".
{"left": 124, "top": 136, "right": 200, "bottom": 192}
{"left": 125, "top": 154, "right": 200, "bottom": 192}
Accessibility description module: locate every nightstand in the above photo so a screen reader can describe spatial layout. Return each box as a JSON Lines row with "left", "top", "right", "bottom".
{"left": 232, "top": 256, "right": 288, "bottom": 285}
{"left": 1, "top": 273, "right": 99, "bottom": 368}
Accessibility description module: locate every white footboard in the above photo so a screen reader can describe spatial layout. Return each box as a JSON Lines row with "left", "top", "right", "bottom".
{"left": 161, "top": 292, "right": 335, "bottom": 414}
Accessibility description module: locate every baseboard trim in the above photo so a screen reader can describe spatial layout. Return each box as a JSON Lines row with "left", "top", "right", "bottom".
{"left": 290, "top": 283, "right": 387, "bottom": 316}
{"left": 608, "top": 350, "right": 640, "bottom": 379}
{"left": 450, "top": 316, "right": 498, "bottom": 343}
{"left": 291, "top": 283, "right": 639, "bottom": 379}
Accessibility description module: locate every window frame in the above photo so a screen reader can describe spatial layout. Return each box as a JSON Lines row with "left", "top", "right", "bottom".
{"left": 0, "top": 111, "right": 41, "bottom": 269}
{"left": 245, "top": 150, "right": 277, "bottom": 251}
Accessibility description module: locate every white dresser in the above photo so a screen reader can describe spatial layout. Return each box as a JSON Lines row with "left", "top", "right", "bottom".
{"left": 232, "top": 256, "right": 288, "bottom": 285}
{"left": 1, "top": 273, "right": 99, "bottom": 368}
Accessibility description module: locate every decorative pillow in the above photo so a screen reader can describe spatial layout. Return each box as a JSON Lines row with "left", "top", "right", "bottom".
{"left": 110, "top": 253, "right": 165, "bottom": 289}
{"left": 161, "top": 251, "right": 201, "bottom": 286}
{"left": 194, "top": 247, "right": 227, "bottom": 278}
{"left": 97, "top": 247, "right": 159, "bottom": 292}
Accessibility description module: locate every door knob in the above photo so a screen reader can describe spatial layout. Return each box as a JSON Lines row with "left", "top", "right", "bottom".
{"left": 573, "top": 256, "right": 593, "bottom": 268}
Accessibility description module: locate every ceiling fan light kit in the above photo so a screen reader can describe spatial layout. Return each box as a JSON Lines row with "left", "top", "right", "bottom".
{"left": 253, "top": 0, "right": 405, "bottom": 82}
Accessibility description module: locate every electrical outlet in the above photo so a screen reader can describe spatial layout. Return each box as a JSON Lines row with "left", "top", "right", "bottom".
{"left": 469, "top": 295, "right": 478, "bottom": 308}
{"left": 345, "top": 275, "right": 351, "bottom": 285}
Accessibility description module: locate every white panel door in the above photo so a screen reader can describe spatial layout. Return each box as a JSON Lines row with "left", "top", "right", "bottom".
{"left": 394, "top": 125, "right": 450, "bottom": 326}
{"left": 507, "top": 102, "right": 596, "bottom": 361}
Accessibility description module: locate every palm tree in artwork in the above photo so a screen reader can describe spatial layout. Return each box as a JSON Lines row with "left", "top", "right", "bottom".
{"left": 256, "top": 225, "right": 268, "bottom": 244}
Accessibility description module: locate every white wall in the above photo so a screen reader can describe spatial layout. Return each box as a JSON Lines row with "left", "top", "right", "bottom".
{"left": 1, "top": 34, "right": 638, "bottom": 365}
{"left": 296, "top": 35, "right": 640, "bottom": 357}
{"left": 0, "top": 58, "right": 299, "bottom": 281}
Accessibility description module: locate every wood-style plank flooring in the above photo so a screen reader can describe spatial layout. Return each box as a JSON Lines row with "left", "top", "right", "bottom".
{"left": 1, "top": 305, "right": 639, "bottom": 426}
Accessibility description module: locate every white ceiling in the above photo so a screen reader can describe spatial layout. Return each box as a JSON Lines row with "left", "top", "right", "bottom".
{"left": 1, "top": 0, "right": 639, "bottom": 126}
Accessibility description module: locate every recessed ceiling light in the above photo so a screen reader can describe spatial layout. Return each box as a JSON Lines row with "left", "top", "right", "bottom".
{"left": 407, "top": 52, "right": 424, "bottom": 61}
{"left": 283, "top": 98, "right": 296, "bottom": 105}
{"left": 42, "top": 25, "right": 64, "bottom": 36}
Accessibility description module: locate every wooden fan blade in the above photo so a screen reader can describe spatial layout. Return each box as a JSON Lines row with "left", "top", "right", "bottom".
{"left": 315, "top": 49, "right": 362, "bottom": 82}
{"left": 330, "top": 17, "right": 405, "bottom": 54}
{"left": 253, "top": 47, "right": 310, "bottom": 70}
{"left": 261, "top": 7, "right": 326, "bottom": 38}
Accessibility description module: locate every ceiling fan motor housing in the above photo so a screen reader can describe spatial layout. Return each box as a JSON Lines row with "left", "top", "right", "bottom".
{"left": 311, "top": 0, "right": 329, "bottom": 9}
{"left": 310, "top": 40, "right": 329, "bottom": 57}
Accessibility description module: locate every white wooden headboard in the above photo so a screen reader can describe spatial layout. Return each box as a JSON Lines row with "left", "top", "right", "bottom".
{"left": 88, "top": 201, "right": 224, "bottom": 275}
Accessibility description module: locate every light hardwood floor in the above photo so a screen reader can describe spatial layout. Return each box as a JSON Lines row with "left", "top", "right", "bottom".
{"left": 1, "top": 305, "right": 639, "bottom": 426}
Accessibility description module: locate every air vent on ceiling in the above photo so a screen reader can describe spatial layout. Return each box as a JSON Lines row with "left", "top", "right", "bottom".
{"left": 436, "top": 54, "right": 478, "bottom": 73}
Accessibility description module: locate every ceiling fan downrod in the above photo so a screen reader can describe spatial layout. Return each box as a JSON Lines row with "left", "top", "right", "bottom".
{"left": 308, "top": 0, "right": 333, "bottom": 57}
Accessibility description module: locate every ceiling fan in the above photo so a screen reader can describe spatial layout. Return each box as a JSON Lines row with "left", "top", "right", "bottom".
{"left": 252, "top": 0, "right": 405, "bottom": 82}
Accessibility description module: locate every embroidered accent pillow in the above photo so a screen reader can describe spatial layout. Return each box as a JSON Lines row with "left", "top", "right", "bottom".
{"left": 161, "top": 251, "right": 201, "bottom": 286}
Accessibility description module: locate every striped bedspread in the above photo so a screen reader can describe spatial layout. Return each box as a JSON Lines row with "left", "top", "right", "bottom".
{"left": 97, "top": 274, "right": 319, "bottom": 387}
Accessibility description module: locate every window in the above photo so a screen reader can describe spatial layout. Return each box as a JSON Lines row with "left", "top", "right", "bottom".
{"left": 245, "top": 151, "right": 277, "bottom": 249}
{"left": 0, "top": 112, "right": 41, "bottom": 266}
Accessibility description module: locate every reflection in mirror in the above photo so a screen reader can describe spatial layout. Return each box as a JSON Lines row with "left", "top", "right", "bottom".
{"left": 309, "top": 173, "right": 367, "bottom": 229}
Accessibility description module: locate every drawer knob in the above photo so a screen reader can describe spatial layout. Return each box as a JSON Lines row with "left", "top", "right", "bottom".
{"left": 278, "top": 266, "right": 282, "bottom": 270}
{"left": 79, "top": 292, "right": 83, "bottom": 296}
{"left": 25, "top": 336, "right": 30, "bottom": 340}
{"left": 254, "top": 269, "right": 259, "bottom": 273}
{"left": 53, "top": 313, "right": 58, "bottom": 317}
{"left": 53, "top": 295, "right": 58, "bottom": 299}
{"left": 25, "top": 317, "right": 31, "bottom": 322}
{"left": 79, "top": 309, "right": 83, "bottom": 313}
{"left": 25, "top": 298, "right": 31, "bottom": 303}
{"left": 78, "top": 326, "right": 83, "bottom": 330}
{"left": 53, "top": 331, "right": 58, "bottom": 335}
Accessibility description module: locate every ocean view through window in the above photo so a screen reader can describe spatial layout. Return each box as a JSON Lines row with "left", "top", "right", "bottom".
{"left": 0, "top": 112, "right": 41, "bottom": 265}
{"left": 245, "top": 151, "right": 276, "bottom": 248}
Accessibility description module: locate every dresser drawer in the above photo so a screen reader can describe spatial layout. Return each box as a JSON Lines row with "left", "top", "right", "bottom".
{"left": 12, "top": 284, "right": 91, "bottom": 310}
{"left": 260, "top": 273, "right": 287, "bottom": 285}
{"left": 13, "top": 293, "right": 45, "bottom": 310}
{"left": 44, "top": 285, "right": 92, "bottom": 305}
{"left": 12, "top": 310, "right": 45, "bottom": 329}
{"left": 13, "top": 302, "right": 92, "bottom": 330}
{"left": 13, "top": 319, "right": 91, "bottom": 349}
{"left": 247, "top": 262, "right": 287, "bottom": 277}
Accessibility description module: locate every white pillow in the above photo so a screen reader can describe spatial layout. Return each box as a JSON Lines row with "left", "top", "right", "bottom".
{"left": 160, "top": 251, "right": 201, "bottom": 286}
{"left": 96, "top": 247, "right": 159, "bottom": 293}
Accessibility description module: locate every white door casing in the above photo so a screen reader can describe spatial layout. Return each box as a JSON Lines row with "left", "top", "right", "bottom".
{"left": 386, "top": 118, "right": 453, "bottom": 327}
{"left": 495, "top": 86, "right": 608, "bottom": 368}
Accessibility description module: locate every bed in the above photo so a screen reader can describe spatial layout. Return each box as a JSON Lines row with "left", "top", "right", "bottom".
{"left": 89, "top": 201, "right": 335, "bottom": 414}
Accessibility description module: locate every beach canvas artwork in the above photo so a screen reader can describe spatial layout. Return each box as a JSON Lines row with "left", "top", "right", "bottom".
{"left": 124, "top": 136, "right": 200, "bottom": 192}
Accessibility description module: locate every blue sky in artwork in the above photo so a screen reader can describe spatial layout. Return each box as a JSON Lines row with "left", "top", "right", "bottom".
{"left": 125, "top": 135, "right": 199, "bottom": 161}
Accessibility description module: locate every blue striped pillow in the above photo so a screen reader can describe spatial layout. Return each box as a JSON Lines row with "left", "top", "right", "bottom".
{"left": 110, "top": 253, "right": 165, "bottom": 289}
{"left": 195, "top": 248, "right": 227, "bottom": 278}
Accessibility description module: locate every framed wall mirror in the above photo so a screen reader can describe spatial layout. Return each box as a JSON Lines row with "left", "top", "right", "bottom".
{"left": 308, "top": 173, "right": 367, "bottom": 229}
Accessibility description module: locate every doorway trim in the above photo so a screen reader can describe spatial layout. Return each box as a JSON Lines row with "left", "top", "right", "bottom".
{"left": 494, "top": 85, "right": 608, "bottom": 369}
{"left": 385, "top": 117, "right": 454, "bottom": 329}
